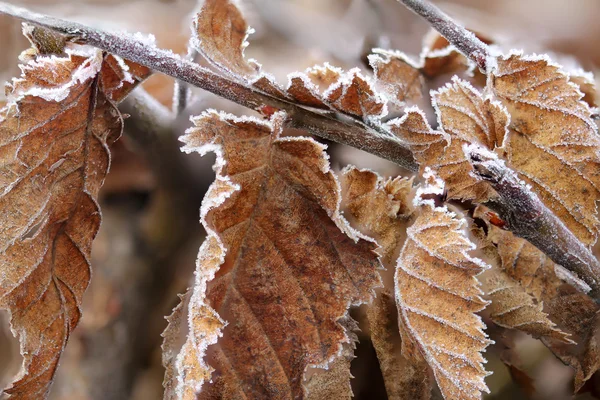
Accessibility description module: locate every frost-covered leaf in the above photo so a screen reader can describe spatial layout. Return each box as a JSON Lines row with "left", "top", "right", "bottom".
{"left": 340, "top": 167, "right": 431, "bottom": 399}
{"left": 367, "top": 291, "right": 432, "bottom": 400}
{"left": 368, "top": 49, "right": 423, "bottom": 107}
{"left": 304, "top": 317, "right": 357, "bottom": 400}
{"left": 341, "top": 166, "right": 413, "bottom": 264}
{"left": 193, "top": 0, "right": 258, "bottom": 78}
{"left": 482, "top": 267, "right": 572, "bottom": 343}
{"left": 396, "top": 177, "right": 491, "bottom": 400}
{"left": 389, "top": 78, "right": 504, "bottom": 202}
{"left": 306, "top": 63, "right": 343, "bottom": 92}
{"left": 165, "top": 111, "right": 382, "bottom": 399}
{"left": 475, "top": 208, "right": 600, "bottom": 389}
{"left": 489, "top": 53, "right": 600, "bottom": 244}
{"left": 0, "top": 43, "right": 144, "bottom": 398}
{"left": 325, "top": 69, "right": 386, "bottom": 118}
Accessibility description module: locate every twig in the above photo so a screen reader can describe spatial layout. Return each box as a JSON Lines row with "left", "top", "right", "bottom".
{"left": 172, "top": 46, "right": 198, "bottom": 115}
{"left": 0, "top": 2, "right": 417, "bottom": 172}
{"left": 467, "top": 146, "right": 600, "bottom": 299}
{"left": 1, "top": 2, "right": 599, "bottom": 299}
{"left": 396, "top": 0, "right": 489, "bottom": 70}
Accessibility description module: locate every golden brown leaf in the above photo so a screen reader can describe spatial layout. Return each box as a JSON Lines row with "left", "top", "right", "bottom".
{"left": 475, "top": 209, "right": 600, "bottom": 390}
{"left": 341, "top": 166, "right": 413, "bottom": 264}
{"left": 165, "top": 111, "right": 382, "bottom": 399}
{"left": 483, "top": 267, "right": 572, "bottom": 343}
{"left": 193, "top": 0, "right": 258, "bottom": 78}
{"left": 0, "top": 45, "right": 135, "bottom": 398}
{"left": 303, "top": 317, "right": 357, "bottom": 400}
{"left": 569, "top": 70, "right": 599, "bottom": 109}
{"left": 368, "top": 49, "right": 423, "bottom": 107}
{"left": 396, "top": 184, "right": 491, "bottom": 400}
{"left": 306, "top": 63, "right": 343, "bottom": 92}
{"left": 489, "top": 53, "right": 600, "bottom": 244}
{"left": 325, "top": 69, "right": 386, "bottom": 118}
{"left": 367, "top": 291, "right": 432, "bottom": 400}
{"left": 340, "top": 167, "right": 431, "bottom": 399}
{"left": 389, "top": 78, "right": 504, "bottom": 202}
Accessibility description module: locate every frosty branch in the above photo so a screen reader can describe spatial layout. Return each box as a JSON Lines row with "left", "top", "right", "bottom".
{"left": 396, "top": 0, "right": 489, "bottom": 70}
{"left": 1, "top": 1, "right": 600, "bottom": 300}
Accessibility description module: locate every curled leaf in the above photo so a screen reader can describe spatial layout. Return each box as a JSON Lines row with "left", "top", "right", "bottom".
{"left": 165, "top": 111, "right": 382, "bottom": 399}
{"left": 0, "top": 44, "right": 141, "bottom": 397}
{"left": 396, "top": 183, "right": 491, "bottom": 400}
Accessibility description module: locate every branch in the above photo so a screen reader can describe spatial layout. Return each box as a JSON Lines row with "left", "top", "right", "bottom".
{"left": 2, "top": 2, "right": 600, "bottom": 299}
{"left": 396, "top": 0, "right": 489, "bottom": 70}
{"left": 467, "top": 146, "right": 600, "bottom": 300}
{"left": 0, "top": 2, "right": 417, "bottom": 172}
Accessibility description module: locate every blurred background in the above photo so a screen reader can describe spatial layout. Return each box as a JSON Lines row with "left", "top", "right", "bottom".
{"left": 1, "top": 0, "right": 600, "bottom": 399}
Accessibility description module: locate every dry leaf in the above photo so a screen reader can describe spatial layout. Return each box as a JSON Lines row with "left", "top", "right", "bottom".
{"left": 389, "top": 77, "right": 504, "bottom": 202}
{"left": 325, "top": 69, "right": 386, "bottom": 118}
{"left": 303, "top": 317, "right": 357, "bottom": 400}
{"left": 367, "top": 291, "right": 432, "bottom": 400}
{"left": 475, "top": 209, "right": 600, "bottom": 390}
{"left": 569, "top": 70, "right": 599, "bottom": 109}
{"left": 306, "top": 63, "right": 343, "bottom": 92}
{"left": 163, "top": 111, "right": 382, "bottom": 399}
{"left": 340, "top": 167, "right": 431, "bottom": 399}
{"left": 396, "top": 176, "right": 491, "bottom": 400}
{"left": 0, "top": 44, "right": 144, "bottom": 398}
{"left": 483, "top": 268, "right": 572, "bottom": 343}
{"left": 489, "top": 52, "right": 600, "bottom": 245}
{"left": 341, "top": 166, "right": 413, "bottom": 264}
{"left": 368, "top": 49, "right": 423, "bottom": 107}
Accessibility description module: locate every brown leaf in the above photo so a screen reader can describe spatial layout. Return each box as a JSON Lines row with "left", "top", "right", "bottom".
{"left": 489, "top": 53, "right": 600, "bottom": 244}
{"left": 325, "top": 69, "right": 386, "bottom": 118}
{"left": 306, "top": 63, "right": 343, "bottom": 92}
{"left": 367, "top": 291, "right": 432, "bottom": 400}
{"left": 389, "top": 78, "right": 504, "bottom": 202}
{"left": 0, "top": 44, "right": 137, "bottom": 398}
{"left": 193, "top": 0, "right": 259, "bottom": 78}
{"left": 569, "top": 70, "right": 599, "bottom": 109}
{"left": 340, "top": 167, "right": 431, "bottom": 399}
{"left": 396, "top": 183, "right": 491, "bottom": 400}
{"left": 164, "top": 111, "right": 382, "bottom": 399}
{"left": 369, "top": 49, "right": 423, "bottom": 107}
{"left": 483, "top": 267, "right": 573, "bottom": 343}
{"left": 475, "top": 209, "right": 600, "bottom": 390}
{"left": 341, "top": 166, "right": 413, "bottom": 264}
{"left": 420, "top": 30, "right": 491, "bottom": 80}
{"left": 304, "top": 317, "right": 357, "bottom": 400}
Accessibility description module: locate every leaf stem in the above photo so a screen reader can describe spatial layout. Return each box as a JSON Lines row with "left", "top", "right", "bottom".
{"left": 396, "top": 0, "right": 489, "bottom": 70}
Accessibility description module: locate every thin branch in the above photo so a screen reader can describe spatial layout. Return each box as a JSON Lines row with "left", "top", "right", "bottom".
{"left": 172, "top": 46, "right": 198, "bottom": 115}
{"left": 396, "top": 0, "right": 489, "bottom": 70}
{"left": 0, "top": 2, "right": 417, "bottom": 172}
{"left": 1, "top": 2, "right": 599, "bottom": 300}
{"left": 467, "top": 146, "right": 600, "bottom": 300}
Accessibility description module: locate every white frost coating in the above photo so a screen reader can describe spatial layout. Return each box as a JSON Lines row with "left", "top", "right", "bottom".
{"left": 395, "top": 200, "right": 492, "bottom": 397}
{"left": 554, "top": 264, "right": 592, "bottom": 294}
{"left": 112, "top": 55, "right": 135, "bottom": 85}
{"left": 131, "top": 31, "right": 157, "bottom": 47}
{"left": 414, "top": 167, "right": 444, "bottom": 208}
{"left": 8, "top": 44, "right": 103, "bottom": 104}
{"left": 323, "top": 67, "right": 388, "bottom": 120}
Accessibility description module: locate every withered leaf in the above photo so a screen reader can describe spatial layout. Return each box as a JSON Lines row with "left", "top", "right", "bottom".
{"left": 489, "top": 52, "right": 600, "bottom": 244}
{"left": 325, "top": 69, "right": 386, "bottom": 118}
{"left": 0, "top": 44, "right": 144, "bottom": 398}
{"left": 165, "top": 111, "right": 382, "bottom": 399}
{"left": 369, "top": 49, "right": 423, "bottom": 107}
{"left": 341, "top": 166, "right": 413, "bottom": 264}
{"left": 340, "top": 167, "right": 431, "bottom": 400}
{"left": 475, "top": 208, "right": 600, "bottom": 390}
{"left": 483, "top": 268, "right": 573, "bottom": 343}
{"left": 367, "top": 291, "right": 432, "bottom": 400}
{"left": 396, "top": 179, "right": 491, "bottom": 400}
{"left": 303, "top": 317, "right": 357, "bottom": 400}
{"left": 389, "top": 77, "right": 504, "bottom": 202}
